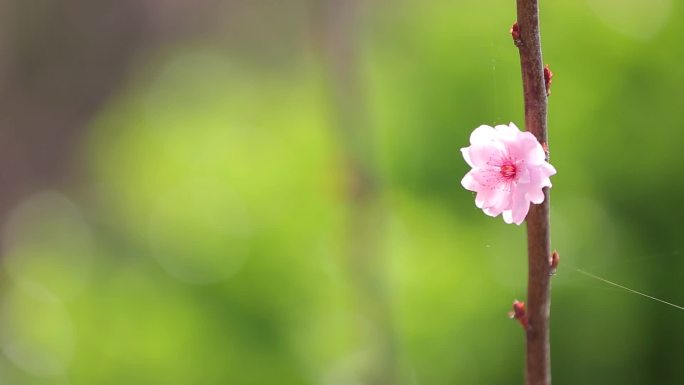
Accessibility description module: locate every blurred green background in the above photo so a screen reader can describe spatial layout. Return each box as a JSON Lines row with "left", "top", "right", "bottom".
{"left": 0, "top": 0, "right": 682, "bottom": 384}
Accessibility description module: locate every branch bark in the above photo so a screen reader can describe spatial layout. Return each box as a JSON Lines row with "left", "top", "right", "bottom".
{"left": 514, "top": 1, "right": 552, "bottom": 384}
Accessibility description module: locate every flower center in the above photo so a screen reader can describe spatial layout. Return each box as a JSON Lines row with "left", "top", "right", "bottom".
{"left": 500, "top": 164, "right": 516, "bottom": 179}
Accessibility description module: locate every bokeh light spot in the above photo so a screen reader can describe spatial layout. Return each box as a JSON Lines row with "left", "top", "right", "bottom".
{"left": 0, "top": 287, "right": 74, "bottom": 377}
{"left": 148, "top": 178, "right": 252, "bottom": 284}
{"left": 2, "top": 191, "right": 94, "bottom": 301}
{"left": 588, "top": 0, "right": 671, "bottom": 40}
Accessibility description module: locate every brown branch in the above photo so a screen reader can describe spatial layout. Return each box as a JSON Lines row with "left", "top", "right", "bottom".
{"left": 513, "top": 0, "right": 552, "bottom": 384}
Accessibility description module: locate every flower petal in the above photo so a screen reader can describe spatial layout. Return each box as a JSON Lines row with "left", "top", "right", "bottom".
{"left": 502, "top": 210, "right": 513, "bottom": 224}
{"left": 475, "top": 186, "right": 503, "bottom": 209}
{"left": 469, "top": 167, "right": 500, "bottom": 189}
{"left": 467, "top": 143, "right": 506, "bottom": 168}
{"left": 461, "top": 147, "right": 475, "bottom": 167}
{"left": 503, "top": 188, "right": 531, "bottom": 225}
{"left": 495, "top": 123, "right": 519, "bottom": 141}
{"left": 516, "top": 164, "right": 530, "bottom": 184}
{"left": 469, "top": 125, "right": 497, "bottom": 145}
{"left": 541, "top": 162, "right": 557, "bottom": 177}
{"left": 484, "top": 206, "right": 504, "bottom": 217}
{"left": 460, "top": 122, "right": 556, "bottom": 225}
{"left": 505, "top": 131, "right": 545, "bottom": 166}
{"left": 522, "top": 167, "right": 546, "bottom": 204}
{"left": 538, "top": 163, "right": 556, "bottom": 188}
{"left": 510, "top": 200, "right": 531, "bottom": 225}
{"left": 461, "top": 170, "right": 480, "bottom": 191}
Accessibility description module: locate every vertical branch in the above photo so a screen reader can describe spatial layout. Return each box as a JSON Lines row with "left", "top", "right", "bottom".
{"left": 514, "top": 0, "right": 552, "bottom": 385}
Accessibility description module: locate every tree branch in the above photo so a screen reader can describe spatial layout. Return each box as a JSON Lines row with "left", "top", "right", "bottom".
{"left": 514, "top": 0, "right": 552, "bottom": 384}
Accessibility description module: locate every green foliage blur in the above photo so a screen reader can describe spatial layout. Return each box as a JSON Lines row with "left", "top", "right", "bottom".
{"left": 2, "top": 1, "right": 684, "bottom": 384}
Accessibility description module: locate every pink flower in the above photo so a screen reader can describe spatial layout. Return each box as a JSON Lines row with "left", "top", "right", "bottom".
{"left": 461, "top": 123, "right": 556, "bottom": 225}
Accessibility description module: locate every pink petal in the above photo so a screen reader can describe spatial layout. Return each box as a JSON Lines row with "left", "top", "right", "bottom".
{"left": 461, "top": 147, "right": 475, "bottom": 167}
{"left": 516, "top": 164, "right": 530, "bottom": 184}
{"left": 541, "top": 162, "right": 557, "bottom": 177}
{"left": 538, "top": 163, "right": 556, "bottom": 188}
{"left": 526, "top": 188, "right": 545, "bottom": 205}
{"left": 511, "top": 201, "right": 531, "bottom": 225}
{"left": 469, "top": 167, "right": 500, "bottom": 189}
{"left": 495, "top": 123, "right": 519, "bottom": 141}
{"left": 507, "top": 122, "right": 521, "bottom": 132}
{"left": 469, "top": 125, "right": 498, "bottom": 145}
{"left": 460, "top": 122, "right": 556, "bottom": 225}
{"left": 484, "top": 206, "right": 504, "bottom": 217}
{"left": 505, "top": 131, "right": 545, "bottom": 166}
{"left": 502, "top": 210, "right": 513, "bottom": 224}
{"left": 491, "top": 188, "right": 514, "bottom": 213}
{"left": 522, "top": 167, "right": 546, "bottom": 204}
{"left": 475, "top": 186, "right": 504, "bottom": 209}
{"left": 467, "top": 143, "right": 506, "bottom": 168}
{"left": 478, "top": 183, "right": 514, "bottom": 215}
{"left": 482, "top": 185, "right": 514, "bottom": 216}
{"left": 461, "top": 171, "right": 480, "bottom": 191}
{"left": 503, "top": 188, "right": 531, "bottom": 225}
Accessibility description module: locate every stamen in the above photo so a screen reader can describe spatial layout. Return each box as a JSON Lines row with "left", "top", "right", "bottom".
{"left": 500, "top": 164, "right": 516, "bottom": 179}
